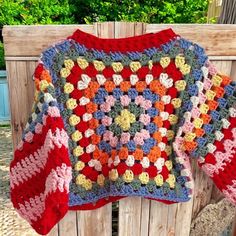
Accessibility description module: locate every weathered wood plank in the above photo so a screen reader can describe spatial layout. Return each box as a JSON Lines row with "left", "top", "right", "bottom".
{"left": 114, "top": 21, "right": 144, "bottom": 38}
{"left": 191, "top": 158, "right": 214, "bottom": 219}
{"left": 3, "top": 24, "right": 236, "bottom": 57}
{"left": 231, "top": 60, "right": 236, "bottom": 79}
{"left": 174, "top": 201, "right": 194, "bottom": 236}
{"left": 6, "top": 60, "right": 35, "bottom": 147}
{"left": 118, "top": 198, "right": 150, "bottom": 236}
{"left": 148, "top": 201, "right": 169, "bottom": 236}
{"left": 212, "top": 60, "right": 233, "bottom": 75}
{"left": 5, "top": 55, "right": 236, "bottom": 62}
{"left": 166, "top": 204, "right": 178, "bottom": 236}
{"left": 140, "top": 199, "right": 150, "bottom": 236}
{"left": 77, "top": 205, "right": 112, "bottom": 236}
{"left": 207, "top": 0, "right": 222, "bottom": 23}
{"left": 58, "top": 211, "right": 77, "bottom": 236}
{"left": 2, "top": 24, "right": 94, "bottom": 57}
{"left": 5, "top": 57, "right": 40, "bottom": 61}
{"left": 146, "top": 24, "right": 236, "bottom": 56}
{"left": 96, "top": 21, "right": 115, "bottom": 38}
{"left": 218, "top": 0, "right": 236, "bottom": 24}
{"left": 149, "top": 200, "right": 193, "bottom": 236}
{"left": 118, "top": 197, "right": 142, "bottom": 236}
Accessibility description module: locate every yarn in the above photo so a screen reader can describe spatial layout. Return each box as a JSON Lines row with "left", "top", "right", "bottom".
{"left": 9, "top": 27, "right": 236, "bottom": 235}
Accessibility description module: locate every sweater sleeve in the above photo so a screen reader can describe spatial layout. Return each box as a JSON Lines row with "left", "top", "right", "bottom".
{"left": 9, "top": 62, "right": 72, "bottom": 235}
{"left": 174, "top": 59, "right": 236, "bottom": 205}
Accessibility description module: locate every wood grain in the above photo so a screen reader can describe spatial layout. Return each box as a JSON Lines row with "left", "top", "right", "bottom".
{"left": 2, "top": 24, "right": 94, "bottom": 57}
{"left": 6, "top": 60, "right": 36, "bottom": 147}
{"left": 3, "top": 24, "right": 236, "bottom": 57}
{"left": 118, "top": 197, "right": 142, "bottom": 236}
{"left": 146, "top": 24, "right": 236, "bottom": 56}
{"left": 207, "top": 0, "right": 222, "bottom": 23}
{"left": 77, "top": 205, "right": 112, "bottom": 236}
{"left": 58, "top": 211, "right": 77, "bottom": 236}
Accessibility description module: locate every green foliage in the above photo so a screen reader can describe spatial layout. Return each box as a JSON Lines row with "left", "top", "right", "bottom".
{"left": 208, "top": 17, "right": 217, "bottom": 23}
{"left": 0, "top": 0, "right": 75, "bottom": 27}
{"left": 70, "top": 0, "right": 209, "bottom": 24}
{"left": 0, "top": 0, "right": 209, "bottom": 27}
{"left": 0, "top": 41, "right": 5, "bottom": 70}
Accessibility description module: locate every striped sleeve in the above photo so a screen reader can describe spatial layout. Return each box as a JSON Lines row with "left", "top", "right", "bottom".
{"left": 175, "top": 59, "right": 236, "bottom": 205}
{"left": 9, "top": 62, "right": 72, "bottom": 235}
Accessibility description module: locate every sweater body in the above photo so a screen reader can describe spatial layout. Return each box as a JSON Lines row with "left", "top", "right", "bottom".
{"left": 9, "top": 27, "right": 236, "bottom": 235}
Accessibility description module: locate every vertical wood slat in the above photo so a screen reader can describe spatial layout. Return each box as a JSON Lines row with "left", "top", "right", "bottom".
{"left": 119, "top": 197, "right": 142, "bottom": 236}
{"left": 77, "top": 206, "right": 112, "bottom": 236}
{"left": 230, "top": 61, "right": 236, "bottom": 79}
{"left": 207, "top": 0, "right": 222, "bottom": 23}
{"left": 148, "top": 201, "right": 169, "bottom": 236}
{"left": 58, "top": 211, "right": 77, "bottom": 236}
{"left": 6, "top": 60, "right": 36, "bottom": 148}
{"left": 148, "top": 185, "right": 193, "bottom": 236}
{"left": 190, "top": 160, "right": 214, "bottom": 219}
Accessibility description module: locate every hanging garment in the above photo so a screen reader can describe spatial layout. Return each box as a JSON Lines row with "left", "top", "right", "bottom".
{"left": 9, "top": 27, "right": 236, "bottom": 235}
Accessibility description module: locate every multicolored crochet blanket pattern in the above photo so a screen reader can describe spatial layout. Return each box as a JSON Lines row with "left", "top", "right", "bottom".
{"left": 9, "top": 27, "right": 236, "bottom": 235}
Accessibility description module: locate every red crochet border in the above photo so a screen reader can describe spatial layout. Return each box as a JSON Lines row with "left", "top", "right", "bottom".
{"left": 67, "top": 27, "right": 178, "bottom": 53}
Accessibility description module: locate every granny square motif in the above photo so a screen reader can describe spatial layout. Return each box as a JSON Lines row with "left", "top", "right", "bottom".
{"left": 9, "top": 27, "right": 236, "bottom": 235}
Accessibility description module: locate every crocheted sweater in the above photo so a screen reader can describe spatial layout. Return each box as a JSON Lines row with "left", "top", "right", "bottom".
{"left": 10, "top": 27, "right": 236, "bottom": 235}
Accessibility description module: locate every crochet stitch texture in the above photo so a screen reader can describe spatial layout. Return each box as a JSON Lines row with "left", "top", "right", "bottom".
{"left": 9, "top": 27, "right": 236, "bottom": 235}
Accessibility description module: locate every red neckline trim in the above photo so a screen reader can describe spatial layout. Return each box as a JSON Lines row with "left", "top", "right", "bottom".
{"left": 67, "top": 27, "right": 178, "bottom": 53}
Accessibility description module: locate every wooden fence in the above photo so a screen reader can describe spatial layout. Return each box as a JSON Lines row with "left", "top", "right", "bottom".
{"left": 2, "top": 22, "right": 236, "bottom": 236}
{"left": 207, "top": 0, "right": 222, "bottom": 22}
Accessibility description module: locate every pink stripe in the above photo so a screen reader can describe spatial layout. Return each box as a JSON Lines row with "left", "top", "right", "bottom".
{"left": 201, "top": 128, "right": 236, "bottom": 177}
{"left": 10, "top": 128, "right": 69, "bottom": 188}
{"left": 16, "top": 107, "right": 62, "bottom": 151}
{"left": 16, "top": 164, "right": 72, "bottom": 223}
{"left": 222, "top": 180, "right": 236, "bottom": 205}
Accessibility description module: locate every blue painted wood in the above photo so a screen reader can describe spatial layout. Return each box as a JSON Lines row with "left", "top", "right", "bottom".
{"left": 0, "top": 70, "right": 10, "bottom": 121}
